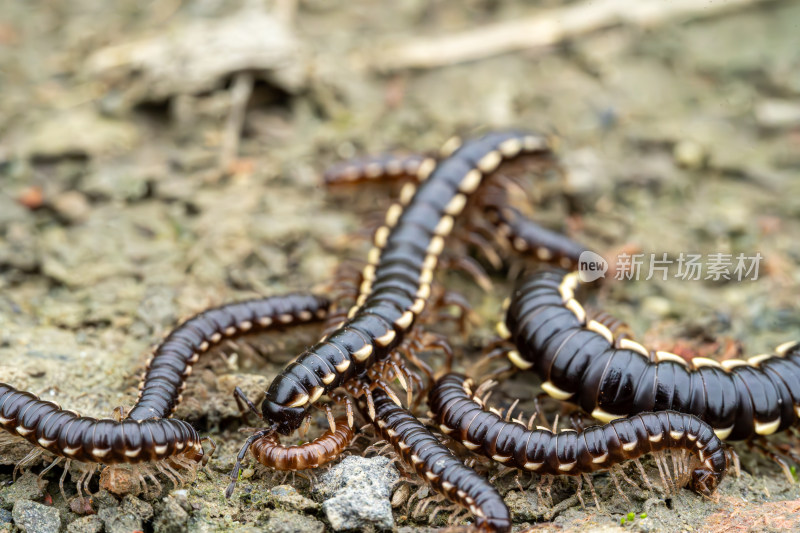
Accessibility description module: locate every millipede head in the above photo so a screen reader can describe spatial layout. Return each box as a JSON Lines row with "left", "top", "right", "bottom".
{"left": 260, "top": 398, "right": 305, "bottom": 435}
{"left": 689, "top": 467, "right": 723, "bottom": 497}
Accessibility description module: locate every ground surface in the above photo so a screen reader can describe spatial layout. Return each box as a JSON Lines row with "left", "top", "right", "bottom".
{"left": 1, "top": 1, "right": 800, "bottom": 532}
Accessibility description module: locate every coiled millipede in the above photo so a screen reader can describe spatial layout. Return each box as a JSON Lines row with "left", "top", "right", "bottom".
{"left": 503, "top": 268, "right": 800, "bottom": 447}
{"left": 429, "top": 373, "right": 727, "bottom": 502}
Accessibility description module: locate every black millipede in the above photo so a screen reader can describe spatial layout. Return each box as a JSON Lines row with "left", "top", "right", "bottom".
{"left": 486, "top": 204, "right": 588, "bottom": 269}
{"left": 324, "top": 146, "right": 586, "bottom": 271}
{"left": 0, "top": 382, "right": 210, "bottom": 500}
{"left": 1, "top": 293, "right": 329, "bottom": 499}
{"left": 129, "top": 293, "right": 331, "bottom": 421}
{"left": 504, "top": 267, "right": 800, "bottom": 443}
{"left": 429, "top": 373, "right": 727, "bottom": 498}
{"left": 0, "top": 383, "right": 207, "bottom": 466}
{"left": 365, "top": 387, "right": 512, "bottom": 533}
{"left": 260, "top": 131, "right": 557, "bottom": 436}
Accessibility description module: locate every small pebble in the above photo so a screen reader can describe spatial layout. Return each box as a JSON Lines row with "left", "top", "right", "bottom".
{"left": 66, "top": 515, "right": 103, "bottom": 533}
{"left": 755, "top": 98, "right": 800, "bottom": 129}
{"left": 673, "top": 140, "right": 708, "bottom": 169}
{"left": 270, "top": 485, "right": 319, "bottom": 512}
{"left": 263, "top": 509, "right": 325, "bottom": 533}
{"left": 51, "top": 191, "right": 91, "bottom": 223}
{"left": 153, "top": 493, "right": 190, "bottom": 533}
{"left": 12, "top": 501, "right": 61, "bottom": 533}
{"left": 315, "top": 455, "right": 399, "bottom": 531}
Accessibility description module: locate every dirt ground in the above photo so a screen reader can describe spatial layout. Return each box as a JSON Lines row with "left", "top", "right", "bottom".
{"left": 1, "top": 1, "right": 800, "bottom": 532}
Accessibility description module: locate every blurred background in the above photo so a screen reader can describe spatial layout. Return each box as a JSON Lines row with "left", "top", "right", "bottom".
{"left": 1, "top": 0, "right": 799, "bottom": 531}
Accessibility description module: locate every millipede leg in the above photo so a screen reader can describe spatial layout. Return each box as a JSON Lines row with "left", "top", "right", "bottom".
{"left": 489, "top": 465, "right": 516, "bottom": 484}
{"left": 200, "top": 436, "right": 217, "bottom": 466}
{"left": 406, "top": 353, "right": 436, "bottom": 395}
{"left": 609, "top": 467, "right": 631, "bottom": 502}
{"left": 13, "top": 448, "right": 43, "bottom": 481}
{"left": 569, "top": 411, "right": 589, "bottom": 432}
{"left": 233, "top": 386, "right": 262, "bottom": 421}
{"left": 467, "top": 343, "right": 510, "bottom": 378}
{"left": 504, "top": 399, "right": 521, "bottom": 422}
{"left": 653, "top": 451, "right": 673, "bottom": 494}
{"left": 430, "top": 502, "right": 459, "bottom": 525}
{"left": 575, "top": 475, "right": 585, "bottom": 508}
{"left": 751, "top": 438, "right": 795, "bottom": 483}
{"left": 514, "top": 472, "right": 526, "bottom": 494}
{"left": 421, "top": 333, "right": 454, "bottom": 380}
{"left": 439, "top": 255, "right": 494, "bottom": 295}
{"left": 633, "top": 459, "right": 654, "bottom": 491}
{"left": 372, "top": 379, "right": 402, "bottom": 407}
{"left": 390, "top": 361, "right": 413, "bottom": 406}
{"left": 226, "top": 428, "right": 274, "bottom": 499}
{"left": 298, "top": 415, "right": 312, "bottom": 438}
{"left": 36, "top": 457, "right": 63, "bottom": 490}
{"left": 361, "top": 387, "right": 376, "bottom": 421}
{"left": 550, "top": 414, "right": 560, "bottom": 433}
{"left": 144, "top": 467, "right": 162, "bottom": 496}
{"left": 461, "top": 227, "right": 504, "bottom": 270}
{"left": 583, "top": 473, "right": 601, "bottom": 510}
{"left": 112, "top": 405, "right": 127, "bottom": 422}
{"left": 322, "top": 404, "right": 337, "bottom": 433}
{"left": 614, "top": 464, "right": 640, "bottom": 490}
{"left": 58, "top": 459, "right": 71, "bottom": 503}
{"left": 727, "top": 447, "right": 741, "bottom": 478}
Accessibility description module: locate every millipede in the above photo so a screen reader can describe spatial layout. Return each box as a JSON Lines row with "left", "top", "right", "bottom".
{"left": 1, "top": 293, "right": 331, "bottom": 500}
{"left": 324, "top": 146, "right": 585, "bottom": 271}
{"left": 485, "top": 205, "right": 587, "bottom": 269}
{"left": 324, "top": 153, "right": 427, "bottom": 186}
{"left": 0, "top": 382, "right": 209, "bottom": 500}
{"left": 365, "top": 387, "right": 512, "bottom": 533}
{"left": 259, "top": 130, "right": 557, "bottom": 437}
{"left": 130, "top": 293, "right": 331, "bottom": 421}
{"left": 429, "top": 373, "right": 727, "bottom": 499}
{"left": 503, "top": 267, "right": 800, "bottom": 445}
{"left": 225, "top": 415, "right": 355, "bottom": 489}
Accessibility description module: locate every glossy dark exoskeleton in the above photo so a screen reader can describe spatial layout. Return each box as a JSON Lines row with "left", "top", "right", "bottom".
{"left": 507, "top": 268, "right": 800, "bottom": 441}
{"left": 429, "top": 373, "right": 727, "bottom": 497}
{"left": 264, "top": 131, "right": 555, "bottom": 435}
{"left": 368, "top": 388, "right": 512, "bottom": 533}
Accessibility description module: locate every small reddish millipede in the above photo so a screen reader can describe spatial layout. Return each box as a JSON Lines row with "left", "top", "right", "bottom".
{"left": 248, "top": 416, "right": 355, "bottom": 472}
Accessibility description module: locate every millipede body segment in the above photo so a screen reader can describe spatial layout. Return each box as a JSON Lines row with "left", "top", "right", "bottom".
{"left": 0, "top": 383, "right": 205, "bottom": 465}
{"left": 324, "top": 154, "right": 427, "bottom": 185}
{"left": 263, "top": 130, "right": 555, "bottom": 434}
{"left": 429, "top": 374, "right": 727, "bottom": 496}
{"left": 505, "top": 268, "right": 800, "bottom": 441}
{"left": 488, "top": 205, "right": 588, "bottom": 269}
{"left": 0, "top": 294, "right": 329, "bottom": 479}
{"left": 367, "top": 388, "right": 511, "bottom": 533}
{"left": 130, "top": 293, "right": 331, "bottom": 421}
